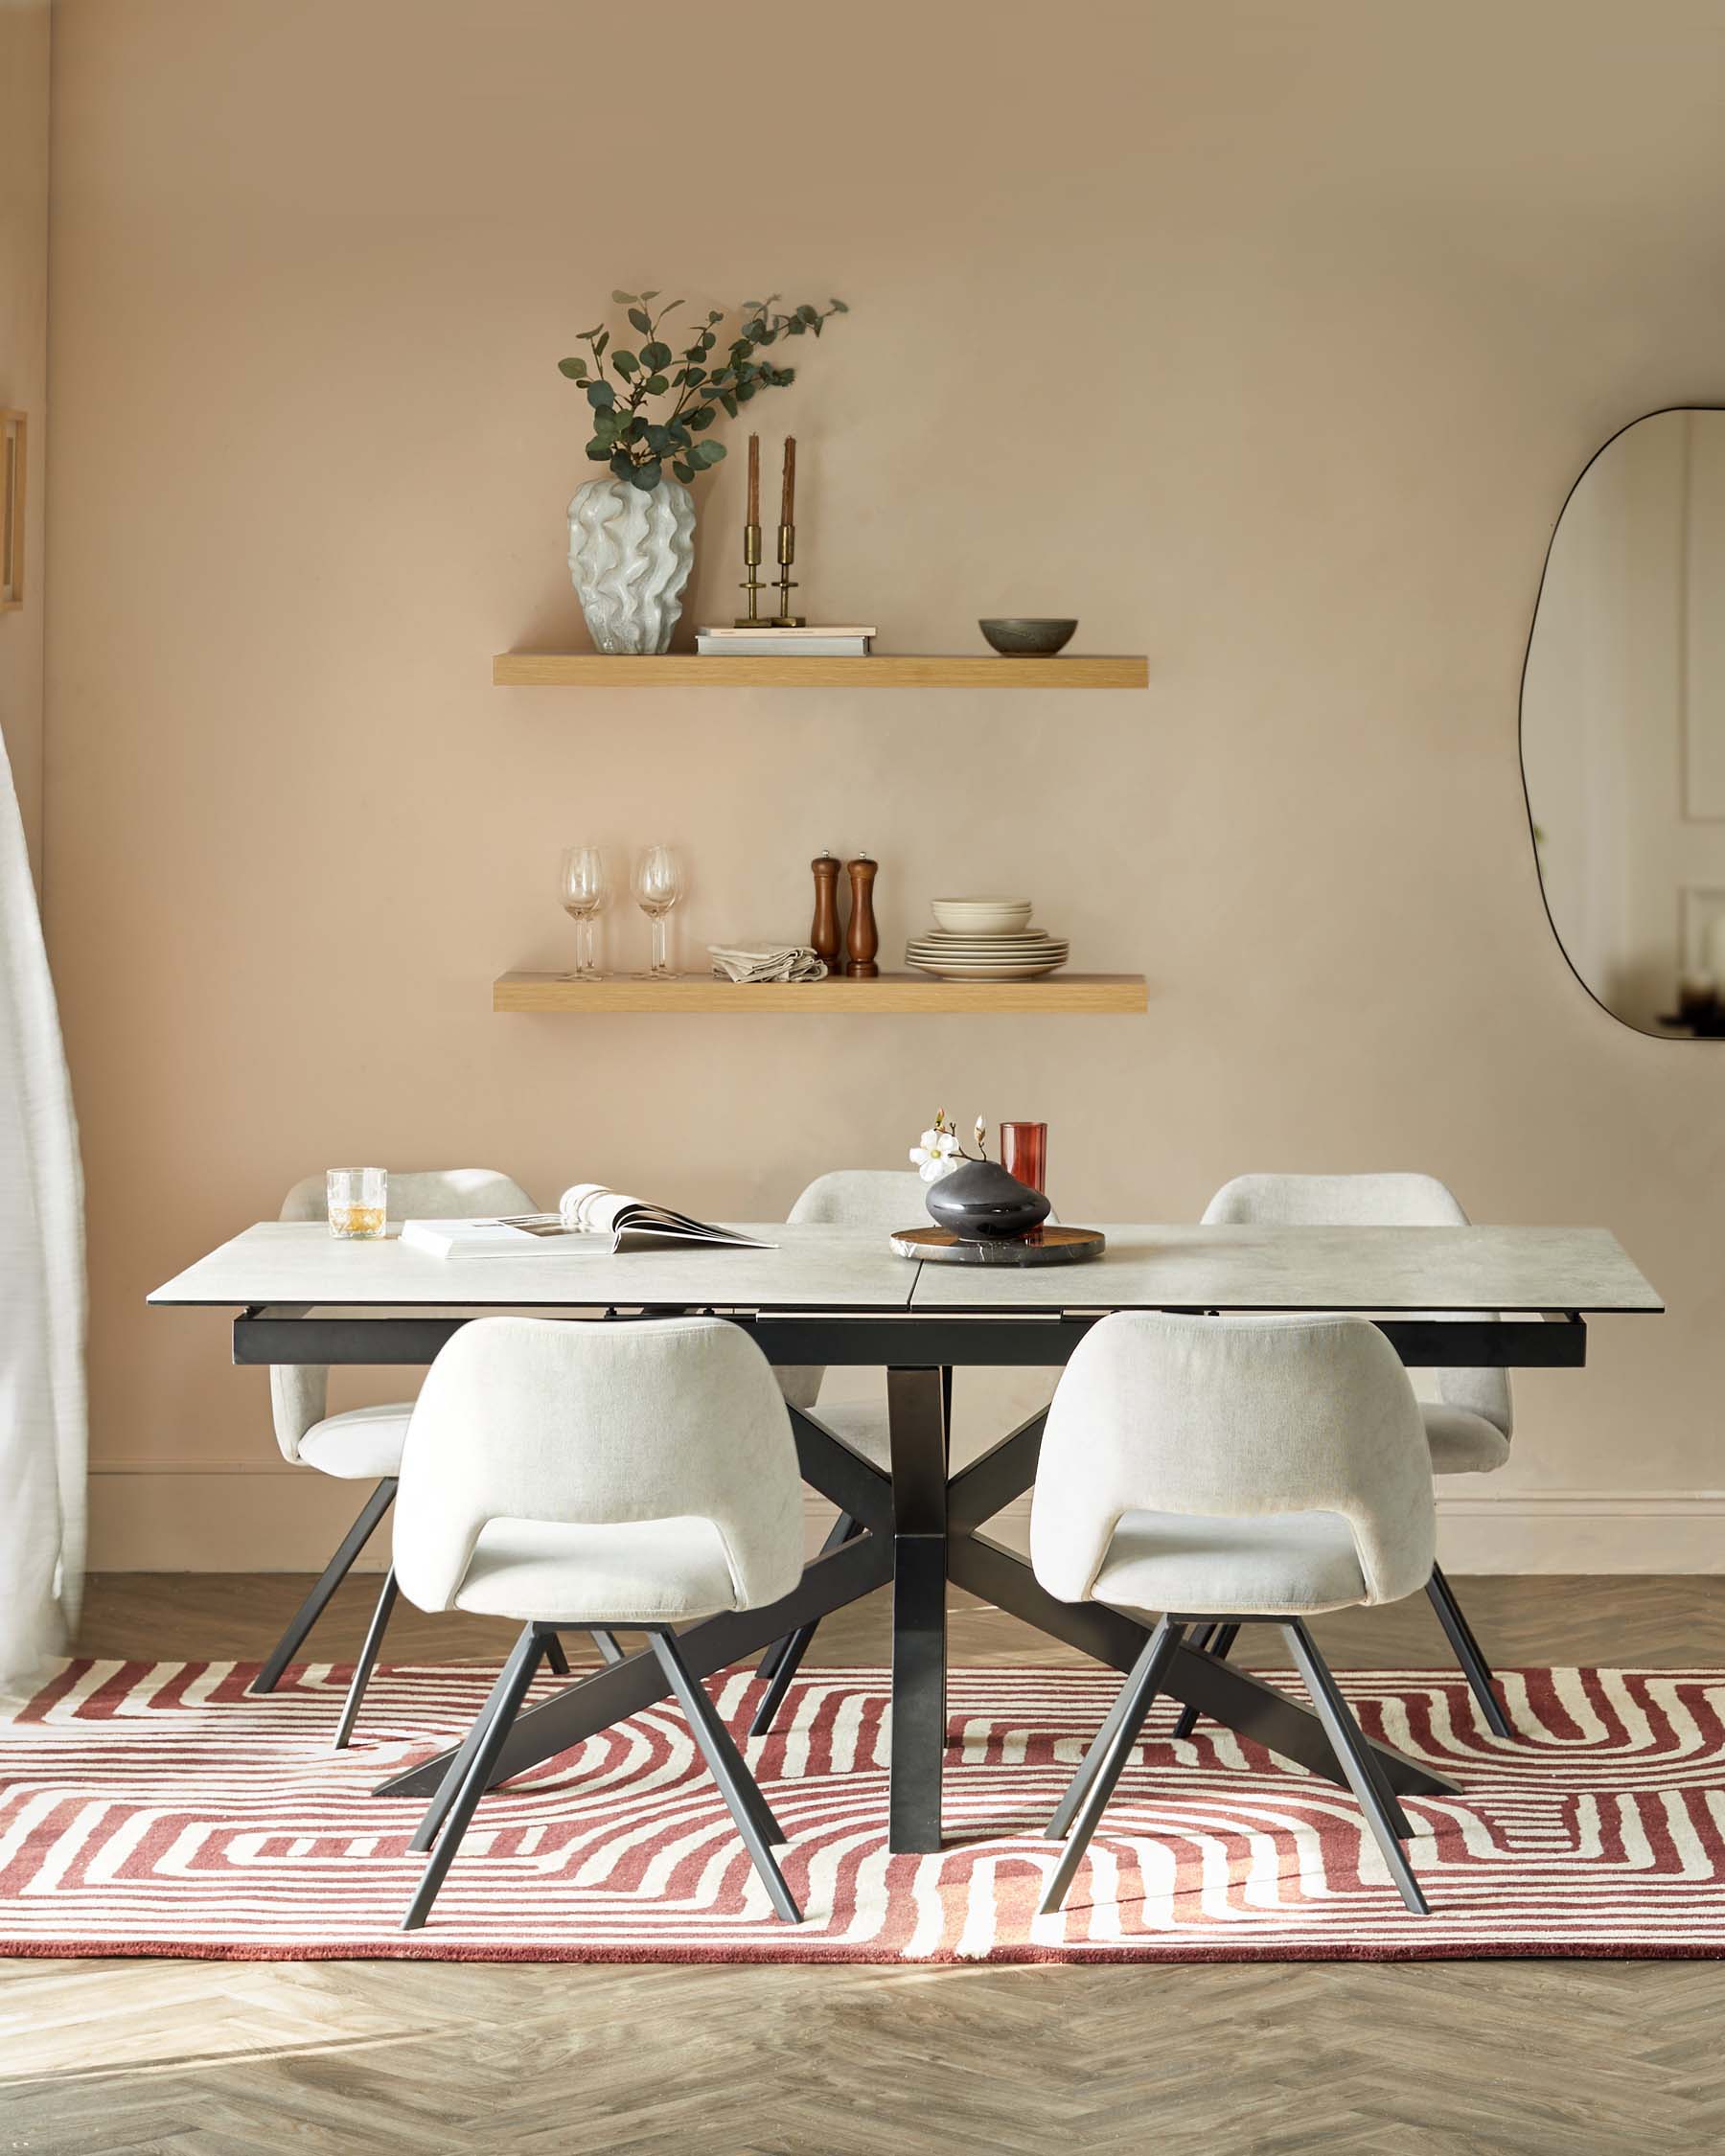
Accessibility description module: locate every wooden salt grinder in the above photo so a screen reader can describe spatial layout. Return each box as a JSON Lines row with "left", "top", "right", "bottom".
{"left": 810, "top": 851, "right": 841, "bottom": 971}
{"left": 845, "top": 853, "right": 879, "bottom": 978}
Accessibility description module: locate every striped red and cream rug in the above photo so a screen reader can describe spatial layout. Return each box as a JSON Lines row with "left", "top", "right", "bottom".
{"left": 4, "top": 1660, "right": 1723, "bottom": 1962}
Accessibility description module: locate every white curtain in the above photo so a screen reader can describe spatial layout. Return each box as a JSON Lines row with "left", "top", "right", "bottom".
{"left": 0, "top": 730, "right": 85, "bottom": 1700}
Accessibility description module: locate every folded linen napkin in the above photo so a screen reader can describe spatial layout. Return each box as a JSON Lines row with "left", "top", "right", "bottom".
{"left": 707, "top": 942, "right": 829, "bottom": 984}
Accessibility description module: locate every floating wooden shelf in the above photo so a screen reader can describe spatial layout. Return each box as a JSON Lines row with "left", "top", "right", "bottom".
{"left": 494, "top": 653, "right": 1148, "bottom": 689}
{"left": 494, "top": 971, "right": 1148, "bottom": 1015}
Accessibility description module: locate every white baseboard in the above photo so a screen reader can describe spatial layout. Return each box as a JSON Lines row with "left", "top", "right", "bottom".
{"left": 85, "top": 1466, "right": 1725, "bottom": 1575}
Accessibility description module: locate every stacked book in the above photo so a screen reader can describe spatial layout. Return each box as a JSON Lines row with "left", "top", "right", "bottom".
{"left": 696, "top": 625, "right": 875, "bottom": 657}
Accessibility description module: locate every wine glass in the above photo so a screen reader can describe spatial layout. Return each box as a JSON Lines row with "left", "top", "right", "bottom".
{"left": 559, "top": 846, "right": 609, "bottom": 980}
{"left": 632, "top": 844, "right": 684, "bottom": 978}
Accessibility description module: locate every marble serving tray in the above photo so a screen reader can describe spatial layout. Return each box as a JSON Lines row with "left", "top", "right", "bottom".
{"left": 888, "top": 1226, "right": 1107, "bottom": 1267}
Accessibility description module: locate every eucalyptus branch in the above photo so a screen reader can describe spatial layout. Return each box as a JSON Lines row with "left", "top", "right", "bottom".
{"left": 557, "top": 287, "right": 848, "bottom": 493}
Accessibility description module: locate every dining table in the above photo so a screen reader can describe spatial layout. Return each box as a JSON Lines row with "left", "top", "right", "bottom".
{"left": 149, "top": 1218, "right": 1664, "bottom": 1854}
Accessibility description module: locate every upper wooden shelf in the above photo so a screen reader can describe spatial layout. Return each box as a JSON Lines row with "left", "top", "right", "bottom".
{"left": 493, "top": 653, "right": 1148, "bottom": 689}
{"left": 494, "top": 971, "right": 1148, "bottom": 1015}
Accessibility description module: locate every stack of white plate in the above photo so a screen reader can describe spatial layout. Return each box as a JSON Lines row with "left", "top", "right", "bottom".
{"left": 907, "top": 897, "right": 1070, "bottom": 981}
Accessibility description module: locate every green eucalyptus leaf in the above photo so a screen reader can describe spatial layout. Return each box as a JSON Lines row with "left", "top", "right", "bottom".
{"left": 787, "top": 317, "right": 806, "bottom": 335}
{"left": 673, "top": 461, "right": 694, "bottom": 483}
{"left": 609, "top": 451, "right": 635, "bottom": 483}
{"left": 586, "top": 435, "right": 610, "bottom": 459}
{"left": 686, "top": 404, "right": 713, "bottom": 430}
{"left": 667, "top": 422, "right": 691, "bottom": 447}
{"left": 795, "top": 304, "right": 817, "bottom": 322}
{"left": 558, "top": 356, "right": 588, "bottom": 378}
{"left": 593, "top": 330, "right": 609, "bottom": 356}
{"left": 702, "top": 439, "right": 727, "bottom": 465}
{"left": 640, "top": 288, "right": 660, "bottom": 300}
{"left": 611, "top": 288, "right": 637, "bottom": 303}
{"left": 643, "top": 375, "right": 669, "bottom": 395}
{"left": 829, "top": 298, "right": 848, "bottom": 312}
{"left": 628, "top": 307, "right": 652, "bottom": 335}
{"left": 720, "top": 391, "right": 739, "bottom": 418}
{"left": 586, "top": 380, "right": 615, "bottom": 408}
{"left": 641, "top": 341, "right": 671, "bottom": 369}
{"left": 658, "top": 298, "right": 680, "bottom": 317}
{"left": 611, "top": 349, "right": 638, "bottom": 374}
{"left": 630, "top": 460, "right": 661, "bottom": 492}
{"left": 737, "top": 380, "right": 755, "bottom": 401}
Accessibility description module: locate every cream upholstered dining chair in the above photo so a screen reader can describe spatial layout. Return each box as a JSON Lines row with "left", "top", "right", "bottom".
{"left": 751, "top": 1169, "right": 946, "bottom": 1735}
{"left": 255, "top": 1168, "right": 586, "bottom": 1744}
{"left": 1030, "top": 1311, "right": 1438, "bottom": 1916}
{"left": 1194, "top": 1172, "right": 1513, "bottom": 1738}
{"left": 392, "top": 1314, "right": 807, "bottom": 1931}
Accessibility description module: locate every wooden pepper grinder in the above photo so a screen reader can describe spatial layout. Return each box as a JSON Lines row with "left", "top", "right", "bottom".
{"left": 845, "top": 852, "right": 879, "bottom": 978}
{"left": 810, "top": 851, "right": 841, "bottom": 973}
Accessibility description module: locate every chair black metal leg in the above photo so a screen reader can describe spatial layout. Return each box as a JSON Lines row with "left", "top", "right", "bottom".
{"left": 402, "top": 1625, "right": 546, "bottom": 1932}
{"left": 332, "top": 1567, "right": 399, "bottom": 1750}
{"left": 408, "top": 1654, "right": 523, "bottom": 1854}
{"left": 1171, "top": 1620, "right": 1239, "bottom": 1742}
{"left": 748, "top": 1618, "right": 819, "bottom": 1738}
{"left": 251, "top": 1478, "right": 398, "bottom": 1694}
{"left": 648, "top": 1631, "right": 801, "bottom": 1923}
{"left": 1040, "top": 1618, "right": 1185, "bottom": 1916}
{"left": 1046, "top": 1637, "right": 1163, "bottom": 1842}
{"left": 590, "top": 1629, "right": 626, "bottom": 1664}
{"left": 542, "top": 1631, "right": 571, "bottom": 1677}
{"left": 1425, "top": 1565, "right": 1511, "bottom": 1737}
{"left": 750, "top": 1513, "right": 859, "bottom": 1736}
{"left": 1282, "top": 1620, "right": 1429, "bottom": 1915}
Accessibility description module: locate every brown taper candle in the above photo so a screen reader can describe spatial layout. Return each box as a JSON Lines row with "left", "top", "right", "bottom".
{"left": 747, "top": 433, "right": 760, "bottom": 525}
{"left": 780, "top": 436, "right": 796, "bottom": 526}
{"left": 845, "top": 852, "right": 879, "bottom": 978}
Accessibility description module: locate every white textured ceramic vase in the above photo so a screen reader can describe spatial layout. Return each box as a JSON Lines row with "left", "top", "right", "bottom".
{"left": 566, "top": 476, "right": 697, "bottom": 654}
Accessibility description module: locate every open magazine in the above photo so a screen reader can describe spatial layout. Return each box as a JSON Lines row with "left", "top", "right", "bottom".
{"left": 400, "top": 1182, "right": 773, "bottom": 1259}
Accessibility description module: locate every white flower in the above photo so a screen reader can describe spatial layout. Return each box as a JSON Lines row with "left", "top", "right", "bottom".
{"left": 909, "top": 1127, "right": 962, "bottom": 1182}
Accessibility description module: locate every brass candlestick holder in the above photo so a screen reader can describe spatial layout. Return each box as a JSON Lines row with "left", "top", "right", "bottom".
{"left": 734, "top": 522, "right": 767, "bottom": 626}
{"left": 771, "top": 521, "right": 806, "bottom": 628}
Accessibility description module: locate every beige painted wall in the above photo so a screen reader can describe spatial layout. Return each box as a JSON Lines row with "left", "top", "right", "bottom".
{"left": 40, "top": 0, "right": 1725, "bottom": 1571}
{"left": 0, "top": 0, "right": 49, "bottom": 873}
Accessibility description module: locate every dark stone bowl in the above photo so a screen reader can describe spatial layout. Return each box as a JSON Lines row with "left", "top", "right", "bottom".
{"left": 978, "top": 617, "right": 1078, "bottom": 656}
{"left": 926, "top": 1158, "right": 1053, "bottom": 1241}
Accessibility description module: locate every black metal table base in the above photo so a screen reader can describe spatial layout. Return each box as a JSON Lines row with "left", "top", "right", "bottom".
{"left": 369, "top": 1376, "right": 1462, "bottom": 1843}
{"left": 236, "top": 1301, "right": 1564, "bottom": 1847}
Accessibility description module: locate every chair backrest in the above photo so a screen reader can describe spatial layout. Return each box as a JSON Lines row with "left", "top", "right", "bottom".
{"left": 775, "top": 1170, "right": 931, "bottom": 1411}
{"left": 393, "top": 1314, "right": 804, "bottom": 1617}
{"left": 1200, "top": 1172, "right": 1511, "bottom": 1440}
{"left": 788, "top": 1169, "right": 932, "bottom": 1234}
{"left": 1029, "top": 1311, "right": 1436, "bottom": 1610}
{"left": 269, "top": 1167, "right": 537, "bottom": 1461}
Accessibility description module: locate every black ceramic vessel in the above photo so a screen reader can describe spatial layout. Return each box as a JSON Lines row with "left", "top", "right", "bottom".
{"left": 925, "top": 1158, "right": 1052, "bottom": 1242}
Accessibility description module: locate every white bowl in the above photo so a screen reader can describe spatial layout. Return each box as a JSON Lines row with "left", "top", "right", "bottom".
{"left": 931, "top": 897, "right": 1034, "bottom": 934}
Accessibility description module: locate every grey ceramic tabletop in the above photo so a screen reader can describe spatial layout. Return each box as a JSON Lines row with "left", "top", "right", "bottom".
{"left": 906, "top": 1224, "right": 1663, "bottom": 1313}
{"left": 149, "top": 1219, "right": 1663, "bottom": 1316}
{"left": 147, "top": 1221, "right": 920, "bottom": 1312}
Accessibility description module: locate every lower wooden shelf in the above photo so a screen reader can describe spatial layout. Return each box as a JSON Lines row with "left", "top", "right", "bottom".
{"left": 494, "top": 971, "right": 1148, "bottom": 1015}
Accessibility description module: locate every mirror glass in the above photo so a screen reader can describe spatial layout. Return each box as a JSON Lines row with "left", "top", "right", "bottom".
{"left": 1523, "top": 408, "right": 1725, "bottom": 1036}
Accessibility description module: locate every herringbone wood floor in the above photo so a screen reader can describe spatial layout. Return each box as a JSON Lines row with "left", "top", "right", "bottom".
{"left": 4, "top": 1574, "right": 1724, "bottom": 2152}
